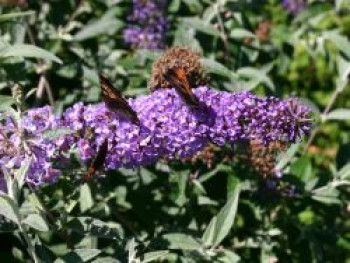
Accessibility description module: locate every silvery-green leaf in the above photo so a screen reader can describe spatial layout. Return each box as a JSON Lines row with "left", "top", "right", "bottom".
{"left": 67, "top": 217, "right": 123, "bottom": 240}
{"left": 325, "top": 109, "right": 350, "bottom": 121}
{"left": 142, "top": 250, "right": 169, "bottom": 263}
{"left": 0, "top": 11, "right": 34, "bottom": 22}
{"left": 79, "top": 183, "right": 94, "bottom": 213}
{"left": 202, "top": 184, "right": 240, "bottom": 246}
{"left": 55, "top": 249, "right": 101, "bottom": 263}
{"left": 22, "top": 214, "right": 49, "bottom": 232}
{"left": 42, "top": 128, "right": 75, "bottom": 140}
{"left": 0, "top": 193, "right": 20, "bottom": 224}
{"left": 181, "top": 17, "right": 220, "bottom": 37}
{"left": 16, "top": 157, "right": 32, "bottom": 189}
{"left": 337, "top": 162, "right": 350, "bottom": 180}
{"left": 0, "top": 44, "right": 62, "bottom": 64}
{"left": 162, "top": 233, "right": 202, "bottom": 250}
{"left": 74, "top": 18, "right": 123, "bottom": 41}
{"left": 0, "top": 95, "right": 15, "bottom": 111}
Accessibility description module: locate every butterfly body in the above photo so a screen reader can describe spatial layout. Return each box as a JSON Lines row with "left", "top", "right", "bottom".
{"left": 164, "top": 67, "right": 199, "bottom": 107}
{"left": 99, "top": 74, "right": 140, "bottom": 125}
{"left": 85, "top": 138, "right": 108, "bottom": 180}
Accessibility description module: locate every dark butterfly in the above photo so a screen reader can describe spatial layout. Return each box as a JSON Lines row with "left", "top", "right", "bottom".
{"left": 164, "top": 67, "right": 200, "bottom": 107}
{"left": 99, "top": 73, "right": 140, "bottom": 124}
{"left": 85, "top": 138, "right": 108, "bottom": 180}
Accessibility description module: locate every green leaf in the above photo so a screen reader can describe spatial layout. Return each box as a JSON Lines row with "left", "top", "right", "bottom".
{"left": 142, "top": 250, "right": 169, "bottom": 263}
{"left": 182, "top": 0, "right": 203, "bottom": 13}
{"left": 237, "top": 67, "right": 275, "bottom": 91}
{"left": 91, "top": 257, "right": 120, "bottom": 263}
{"left": 312, "top": 186, "right": 340, "bottom": 205}
{"left": 0, "top": 193, "right": 20, "bottom": 224}
{"left": 0, "top": 11, "right": 35, "bottom": 22}
{"left": 168, "top": 0, "right": 181, "bottom": 12}
{"left": 16, "top": 157, "right": 32, "bottom": 189}
{"left": 217, "top": 249, "right": 240, "bottom": 263}
{"left": 0, "top": 95, "right": 15, "bottom": 111}
{"left": 325, "top": 109, "right": 350, "bottom": 121}
{"left": 323, "top": 31, "right": 350, "bottom": 58}
{"left": 41, "top": 128, "right": 75, "bottom": 140}
{"left": 201, "top": 58, "right": 238, "bottom": 80}
{"left": 202, "top": 184, "right": 240, "bottom": 246}
{"left": 337, "top": 162, "right": 350, "bottom": 180}
{"left": 22, "top": 214, "right": 49, "bottom": 232}
{"left": 67, "top": 217, "right": 123, "bottom": 240}
{"left": 230, "top": 28, "right": 256, "bottom": 39}
{"left": 337, "top": 55, "right": 350, "bottom": 82}
{"left": 0, "top": 44, "right": 62, "bottom": 64}
{"left": 55, "top": 249, "right": 101, "bottom": 263}
{"left": 74, "top": 18, "right": 123, "bottom": 41}
{"left": 79, "top": 183, "right": 94, "bottom": 213}
{"left": 162, "top": 233, "right": 202, "bottom": 250}
{"left": 202, "top": 216, "right": 217, "bottom": 246}
{"left": 181, "top": 17, "right": 220, "bottom": 37}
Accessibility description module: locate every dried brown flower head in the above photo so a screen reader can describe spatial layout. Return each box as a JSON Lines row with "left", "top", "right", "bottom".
{"left": 240, "top": 140, "right": 287, "bottom": 177}
{"left": 149, "top": 46, "right": 207, "bottom": 91}
{"left": 0, "top": 0, "right": 27, "bottom": 7}
{"left": 255, "top": 21, "right": 271, "bottom": 42}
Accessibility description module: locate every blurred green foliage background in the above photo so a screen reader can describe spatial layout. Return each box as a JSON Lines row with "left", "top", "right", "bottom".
{"left": 0, "top": 0, "right": 350, "bottom": 262}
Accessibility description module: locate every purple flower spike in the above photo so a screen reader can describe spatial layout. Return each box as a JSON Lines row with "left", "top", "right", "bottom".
{"left": 282, "top": 0, "right": 307, "bottom": 15}
{"left": 124, "top": 0, "right": 168, "bottom": 49}
{"left": 0, "top": 107, "right": 71, "bottom": 189}
{"left": 62, "top": 87, "right": 312, "bottom": 171}
{"left": 1, "top": 87, "right": 312, "bottom": 188}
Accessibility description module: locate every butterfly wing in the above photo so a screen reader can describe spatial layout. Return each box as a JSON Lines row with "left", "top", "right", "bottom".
{"left": 164, "top": 67, "right": 199, "bottom": 107}
{"left": 99, "top": 74, "right": 139, "bottom": 124}
{"left": 85, "top": 138, "right": 108, "bottom": 180}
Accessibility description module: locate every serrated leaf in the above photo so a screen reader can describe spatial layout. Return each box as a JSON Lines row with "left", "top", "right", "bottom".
{"left": 162, "top": 233, "right": 202, "bottom": 250}
{"left": 325, "top": 109, "right": 350, "bottom": 121}
{"left": 74, "top": 18, "right": 123, "bottom": 41}
{"left": 67, "top": 217, "right": 123, "bottom": 240}
{"left": 22, "top": 214, "right": 49, "bottom": 232}
{"left": 41, "top": 128, "right": 75, "bottom": 140}
{"left": 79, "top": 183, "right": 94, "bottom": 213}
{"left": 0, "top": 193, "right": 20, "bottom": 224}
{"left": 55, "top": 249, "right": 101, "bottom": 263}
{"left": 142, "top": 250, "right": 169, "bottom": 263}
{"left": 0, "top": 44, "right": 62, "bottom": 64}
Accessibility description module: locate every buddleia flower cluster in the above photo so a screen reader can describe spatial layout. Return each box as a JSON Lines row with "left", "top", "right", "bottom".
{"left": 0, "top": 86, "right": 312, "bottom": 189}
{"left": 282, "top": 0, "right": 307, "bottom": 15}
{"left": 0, "top": 107, "right": 70, "bottom": 191}
{"left": 124, "top": 0, "right": 168, "bottom": 50}
{"left": 64, "top": 87, "right": 311, "bottom": 169}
